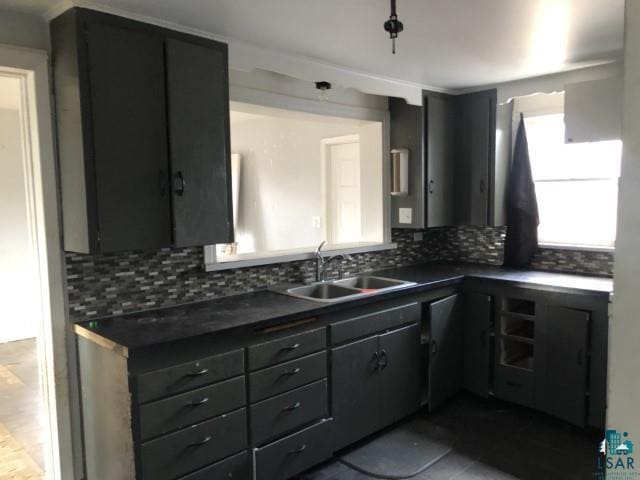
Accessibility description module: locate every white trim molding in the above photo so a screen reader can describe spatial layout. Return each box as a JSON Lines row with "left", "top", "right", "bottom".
{"left": 0, "top": 44, "right": 75, "bottom": 480}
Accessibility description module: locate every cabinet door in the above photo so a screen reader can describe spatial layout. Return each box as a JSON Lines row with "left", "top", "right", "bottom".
{"left": 425, "top": 92, "right": 456, "bottom": 227}
{"left": 455, "top": 90, "right": 496, "bottom": 226}
{"left": 464, "top": 293, "right": 492, "bottom": 398}
{"left": 429, "top": 294, "right": 464, "bottom": 410}
{"left": 166, "top": 38, "right": 233, "bottom": 247}
{"left": 378, "top": 324, "right": 421, "bottom": 427}
{"left": 389, "top": 97, "right": 425, "bottom": 229}
{"left": 86, "top": 22, "right": 172, "bottom": 252}
{"left": 541, "top": 306, "right": 590, "bottom": 427}
{"left": 330, "top": 335, "right": 380, "bottom": 451}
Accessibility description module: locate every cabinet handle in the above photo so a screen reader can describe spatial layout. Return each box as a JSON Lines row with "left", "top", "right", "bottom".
{"left": 281, "top": 367, "right": 301, "bottom": 376}
{"left": 188, "top": 397, "right": 209, "bottom": 406}
{"left": 288, "top": 444, "right": 307, "bottom": 455}
{"left": 281, "top": 343, "right": 300, "bottom": 352}
{"left": 379, "top": 349, "right": 389, "bottom": 370}
{"left": 506, "top": 380, "right": 523, "bottom": 389}
{"left": 283, "top": 401, "right": 302, "bottom": 412}
{"left": 186, "top": 368, "right": 209, "bottom": 377}
{"left": 159, "top": 169, "right": 167, "bottom": 196}
{"left": 479, "top": 179, "right": 485, "bottom": 193}
{"left": 174, "top": 171, "right": 185, "bottom": 196}
{"left": 190, "top": 436, "right": 212, "bottom": 447}
{"left": 372, "top": 351, "right": 379, "bottom": 370}
{"left": 428, "top": 179, "right": 434, "bottom": 194}
{"left": 577, "top": 348, "right": 584, "bottom": 366}
{"left": 431, "top": 340, "right": 438, "bottom": 356}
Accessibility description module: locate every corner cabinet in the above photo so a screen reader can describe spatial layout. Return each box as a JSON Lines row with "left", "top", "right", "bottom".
{"left": 389, "top": 88, "right": 497, "bottom": 228}
{"left": 51, "top": 8, "right": 233, "bottom": 253}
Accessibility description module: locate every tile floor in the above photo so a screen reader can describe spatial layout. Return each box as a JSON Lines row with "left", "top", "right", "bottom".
{"left": 298, "top": 393, "right": 603, "bottom": 480}
{"left": 0, "top": 338, "right": 45, "bottom": 480}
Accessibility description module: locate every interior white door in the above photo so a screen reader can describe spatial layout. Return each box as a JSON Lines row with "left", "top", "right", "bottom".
{"left": 328, "top": 142, "right": 361, "bottom": 244}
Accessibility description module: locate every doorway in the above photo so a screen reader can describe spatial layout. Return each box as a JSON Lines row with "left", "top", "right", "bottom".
{"left": 322, "top": 134, "right": 362, "bottom": 245}
{"left": 0, "top": 45, "right": 74, "bottom": 480}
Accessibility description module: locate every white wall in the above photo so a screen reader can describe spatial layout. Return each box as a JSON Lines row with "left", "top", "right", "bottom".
{"left": 230, "top": 111, "right": 383, "bottom": 253}
{"left": 0, "top": 9, "right": 49, "bottom": 51}
{"left": 608, "top": 0, "right": 640, "bottom": 448}
{"left": 0, "top": 105, "right": 37, "bottom": 343}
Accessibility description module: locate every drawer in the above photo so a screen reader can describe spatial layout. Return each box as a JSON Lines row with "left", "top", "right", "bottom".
{"left": 254, "top": 419, "right": 333, "bottom": 480}
{"left": 139, "top": 376, "right": 246, "bottom": 440}
{"left": 178, "top": 451, "right": 250, "bottom": 480}
{"left": 249, "top": 328, "right": 326, "bottom": 371}
{"left": 250, "top": 379, "right": 328, "bottom": 445}
{"left": 137, "top": 348, "right": 244, "bottom": 403}
{"left": 494, "top": 366, "right": 535, "bottom": 408}
{"left": 330, "top": 303, "right": 419, "bottom": 345}
{"left": 140, "top": 408, "right": 247, "bottom": 480}
{"left": 250, "top": 351, "right": 326, "bottom": 403}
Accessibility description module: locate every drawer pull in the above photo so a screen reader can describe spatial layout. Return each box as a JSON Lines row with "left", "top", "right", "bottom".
{"left": 281, "top": 343, "right": 300, "bottom": 352}
{"left": 189, "top": 435, "right": 212, "bottom": 447}
{"left": 283, "top": 401, "right": 302, "bottom": 412}
{"left": 188, "top": 397, "right": 209, "bottom": 406}
{"left": 379, "top": 349, "right": 389, "bottom": 370}
{"left": 187, "top": 368, "right": 209, "bottom": 377}
{"left": 288, "top": 444, "right": 307, "bottom": 455}
{"left": 372, "top": 351, "right": 379, "bottom": 370}
{"left": 281, "top": 367, "right": 301, "bottom": 377}
{"left": 506, "top": 380, "right": 523, "bottom": 389}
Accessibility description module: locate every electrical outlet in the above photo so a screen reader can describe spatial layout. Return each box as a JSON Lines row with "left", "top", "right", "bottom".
{"left": 312, "top": 216, "right": 321, "bottom": 228}
{"left": 399, "top": 208, "right": 412, "bottom": 224}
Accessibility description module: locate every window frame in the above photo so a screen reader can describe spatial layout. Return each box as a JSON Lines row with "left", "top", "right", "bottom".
{"left": 512, "top": 93, "right": 618, "bottom": 252}
{"left": 204, "top": 88, "right": 393, "bottom": 271}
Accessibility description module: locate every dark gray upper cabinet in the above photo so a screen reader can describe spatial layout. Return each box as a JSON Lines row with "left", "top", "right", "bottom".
{"left": 428, "top": 294, "right": 464, "bottom": 411}
{"left": 463, "top": 292, "right": 493, "bottom": 398}
{"left": 51, "top": 8, "right": 233, "bottom": 253}
{"left": 455, "top": 90, "right": 497, "bottom": 226}
{"left": 539, "top": 306, "right": 590, "bottom": 427}
{"left": 389, "top": 91, "right": 456, "bottom": 229}
{"left": 165, "top": 39, "right": 233, "bottom": 247}
{"left": 389, "top": 89, "right": 496, "bottom": 229}
{"left": 85, "top": 21, "right": 172, "bottom": 253}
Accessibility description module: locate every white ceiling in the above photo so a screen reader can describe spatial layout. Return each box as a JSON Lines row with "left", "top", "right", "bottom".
{"left": 3, "top": 0, "right": 625, "bottom": 89}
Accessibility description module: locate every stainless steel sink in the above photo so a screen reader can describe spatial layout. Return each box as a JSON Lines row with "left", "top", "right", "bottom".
{"left": 278, "top": 275, "right": 416, "bottom": 303}
{"left": 333, "top": 276, "right": 411, "bottom": 291}
{"left": 285, "top": 283, "right": 362, "bottom": 302}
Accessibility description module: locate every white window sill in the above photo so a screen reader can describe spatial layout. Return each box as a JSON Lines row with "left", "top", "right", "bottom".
{"left": 538, "top": 243, "right": 615, "bottom": 253}
{"left": 204, "top": 242, "right": 398, "bottom": 272}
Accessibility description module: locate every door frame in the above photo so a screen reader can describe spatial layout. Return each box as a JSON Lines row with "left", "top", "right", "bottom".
{"left": 0, "top": 44, "right": 75, "bottom": 480}
{"left": 320, "top": 134, "right": 361, "bottom": 245}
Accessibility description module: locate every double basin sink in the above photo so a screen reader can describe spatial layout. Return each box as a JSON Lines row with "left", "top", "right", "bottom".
{"left": 278, "top": 276, "right": 417, "bottom": 303}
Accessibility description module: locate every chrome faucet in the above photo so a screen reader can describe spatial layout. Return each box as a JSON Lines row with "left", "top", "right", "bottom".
{"left": 315, "top": 241, "right": 353, "bottom": 282}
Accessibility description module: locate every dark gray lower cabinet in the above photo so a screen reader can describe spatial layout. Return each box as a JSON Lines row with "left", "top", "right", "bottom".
{"left": 331, "top": 323, "right": 421, "bottom": 451}
{"left": 463, "top": 293, "right": 492, "bottom": 398}
{"left": 539, "top": 306, "right": 590, "bottom": 427}
{"left": 254, "top": 419, "right": 333, "bottom": 480}
{"left": 428, "top": 294, "right": 464, "bottom": 410}
{"left": 180, "top": 451, "right": 250, "bottom": 480}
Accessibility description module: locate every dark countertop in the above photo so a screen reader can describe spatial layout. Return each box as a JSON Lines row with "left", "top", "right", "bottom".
{"left": 75, "top": 262, "right": 613, "bottom": 353}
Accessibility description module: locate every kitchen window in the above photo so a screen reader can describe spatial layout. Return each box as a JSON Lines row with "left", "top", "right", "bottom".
{"left": 519, "top": 108, "right": 621, "bottom": 250}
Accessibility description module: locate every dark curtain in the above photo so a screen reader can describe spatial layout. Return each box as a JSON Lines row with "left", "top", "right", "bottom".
{"left": 503, "top": 114, "right": 539, "bottom": 268}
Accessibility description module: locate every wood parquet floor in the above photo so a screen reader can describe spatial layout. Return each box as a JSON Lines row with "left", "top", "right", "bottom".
{"left": 0, "top": 339, "right": 45, "bottom": 480}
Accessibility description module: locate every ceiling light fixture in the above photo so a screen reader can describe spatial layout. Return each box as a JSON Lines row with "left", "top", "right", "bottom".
{"left": 315, "top": 81, "right": 332, "bottom": 102}
{"left": 383, "top": 0, "right": 404, "bottom": 54}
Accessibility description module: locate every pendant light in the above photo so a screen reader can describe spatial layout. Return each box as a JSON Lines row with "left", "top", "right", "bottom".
{"left": 383, "top": 0, "right": 404, "bottom": 54}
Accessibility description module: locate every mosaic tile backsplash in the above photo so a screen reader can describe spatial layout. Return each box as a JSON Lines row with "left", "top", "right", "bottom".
{"left": 65, "top": 226, "right": 614, "bottom": 321}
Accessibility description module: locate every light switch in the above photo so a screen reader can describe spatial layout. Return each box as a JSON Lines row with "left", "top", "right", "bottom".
{"left": 399, "top": 208, "right": 412, "bottom": 224}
